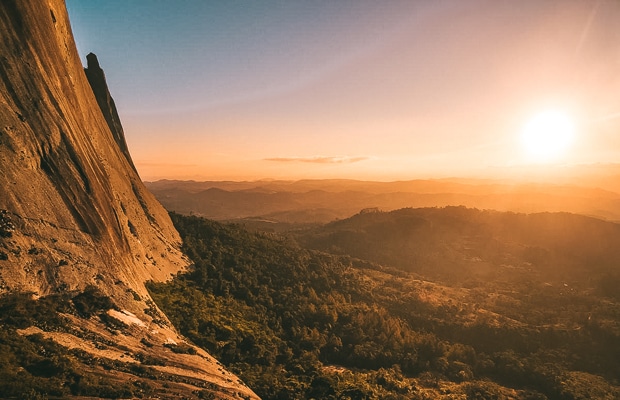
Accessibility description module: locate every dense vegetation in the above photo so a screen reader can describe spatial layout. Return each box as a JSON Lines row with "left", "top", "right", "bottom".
{"left": 148, "top": 210, "right": 620, "bottom": 399}
{"left": 0, "top": 289, "right": 154, "bottom": 399}
{"left": 295, "top": 207, "right": 620, "bottom": 287}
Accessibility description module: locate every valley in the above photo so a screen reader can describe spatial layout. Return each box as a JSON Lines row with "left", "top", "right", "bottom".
{"left": 146, "top": 208, "right": 620, "bottom": 399}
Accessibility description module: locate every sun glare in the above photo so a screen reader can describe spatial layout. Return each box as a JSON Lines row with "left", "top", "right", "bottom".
{"left": 520, "top": 110, "right": 576, "bottom": 163}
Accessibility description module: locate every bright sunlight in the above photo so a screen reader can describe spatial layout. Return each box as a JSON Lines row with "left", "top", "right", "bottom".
{"left": 520, "top": 110, "right": 576, "bottom": 163}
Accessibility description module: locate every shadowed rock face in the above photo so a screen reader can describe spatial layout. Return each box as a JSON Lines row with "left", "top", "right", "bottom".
{"left": 0, "top": 1, "right": 260, "bottom": 398}
{"left": 84, "top": 52, "right": 137, "bottom": 173}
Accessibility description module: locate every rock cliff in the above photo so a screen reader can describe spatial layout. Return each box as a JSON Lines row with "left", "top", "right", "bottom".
{"left": 0, "top": 1, "right": 258, "bottom": 398}
{"left": 0, "top": 0, "right": 183, "bottom": 307}
{"left": 84, "top": 52, "right": 137, "bottom": 173}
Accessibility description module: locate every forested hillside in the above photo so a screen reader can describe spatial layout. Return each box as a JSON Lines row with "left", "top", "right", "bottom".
{"left": 149, "top": 211, "right": 620, "bottom": 399}
{"left": 295, "top": 207, "right": 620, "bottom": 288}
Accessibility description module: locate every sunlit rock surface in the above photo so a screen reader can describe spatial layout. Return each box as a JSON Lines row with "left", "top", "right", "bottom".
{"left": 0, "top": 1, "right": 258, "bottom": 397}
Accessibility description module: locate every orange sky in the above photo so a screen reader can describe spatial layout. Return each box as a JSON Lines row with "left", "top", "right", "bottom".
{"left": 67, "top": 0, "right": 620, "bottom": 181}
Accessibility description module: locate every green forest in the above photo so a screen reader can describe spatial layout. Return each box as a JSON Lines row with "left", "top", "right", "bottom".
{"left": 147, "top": 209, "right": 620, "bottom": 399}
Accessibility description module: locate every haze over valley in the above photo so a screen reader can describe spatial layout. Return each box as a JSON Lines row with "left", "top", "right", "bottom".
{"left": 145, "top": 172, "right": 620, "bottom": 229}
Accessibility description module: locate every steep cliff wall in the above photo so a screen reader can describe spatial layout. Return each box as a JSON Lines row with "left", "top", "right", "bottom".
{"left": 0, "top": 0, "right": 186, "bottom": 309}
{"left": 0, "top": 1, "right": 259, "bottom": 398}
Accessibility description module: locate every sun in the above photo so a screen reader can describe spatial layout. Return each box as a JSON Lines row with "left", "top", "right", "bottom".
{"left": 520, "top": 110, "right": 576, "bottom": 163}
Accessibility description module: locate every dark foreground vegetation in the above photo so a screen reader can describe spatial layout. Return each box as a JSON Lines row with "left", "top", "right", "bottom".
{"left": 0, "top": 288, "right": 152, "bottom": 399}
{"left": 148, "top": 210, "right": 620, "bottom": 399}
{"left": 0, "top": 285, "right": 245, "bottom": 399}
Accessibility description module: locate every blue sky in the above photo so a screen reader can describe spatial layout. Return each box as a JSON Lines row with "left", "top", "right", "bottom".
{"left": 66, "top": 0, "right": 620, "bottom": 181}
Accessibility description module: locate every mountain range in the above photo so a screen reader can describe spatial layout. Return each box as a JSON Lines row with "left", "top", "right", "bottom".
{"left": 145, "top": 175, "right": 620, "bottom": 228}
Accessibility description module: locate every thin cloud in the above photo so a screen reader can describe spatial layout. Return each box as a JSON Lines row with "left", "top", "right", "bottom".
{"left": 265, "top": 156, "right": 370, "bottom": 164}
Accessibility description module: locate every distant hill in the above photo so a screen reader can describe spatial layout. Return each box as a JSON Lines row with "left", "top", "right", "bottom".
{"left": 145, "top": 177, "right": 620, "bottom": 226}
{"left": 294, "top": 206, "right": 620, "bottom": 287}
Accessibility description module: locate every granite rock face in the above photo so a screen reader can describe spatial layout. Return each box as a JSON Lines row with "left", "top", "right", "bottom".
{"left": 0, "top": 1, "right": 258, "bottom": 398}
{"left": 84, "top": 52, "right": 137, "bottom": 173}
{"left": 0, "top": 0, "right": 184, "bottom": 310}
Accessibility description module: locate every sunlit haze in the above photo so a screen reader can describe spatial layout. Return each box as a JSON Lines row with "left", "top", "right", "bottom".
{"left": 520, "top": 110, "right": 576, "bottom": 163}
{"left": 66, "top": 0, "right": 620, "bottom": 181}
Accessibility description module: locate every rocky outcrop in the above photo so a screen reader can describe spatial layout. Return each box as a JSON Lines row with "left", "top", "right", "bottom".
{"left": 0, "top": 1, "right": 258, "bottom": 398}
{"left": 84, "top": 52, "right": 137, "bottom": 173}
{"left": 0, "top": 0, "right": 182, "bottom": 312}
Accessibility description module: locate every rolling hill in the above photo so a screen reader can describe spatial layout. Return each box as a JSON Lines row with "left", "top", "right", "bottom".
{"left": 145, "top": 177, "right": 620, "bottom": 228}
{"left": 149, "top": 210, "right": 620, "bottom": 399}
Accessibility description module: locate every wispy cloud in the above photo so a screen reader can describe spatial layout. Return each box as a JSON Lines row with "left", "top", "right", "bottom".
{"left": 265, "top": 156, "right": 370, "bottom": 164}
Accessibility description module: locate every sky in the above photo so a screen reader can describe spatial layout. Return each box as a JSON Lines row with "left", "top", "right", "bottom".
{"left": 65, "top": 0, "right": 620, "bottom": 182}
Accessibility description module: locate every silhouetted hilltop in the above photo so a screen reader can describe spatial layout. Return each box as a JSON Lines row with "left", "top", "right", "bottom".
{"left": 295, "top": 207, "right": 620, "bottom": 286}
